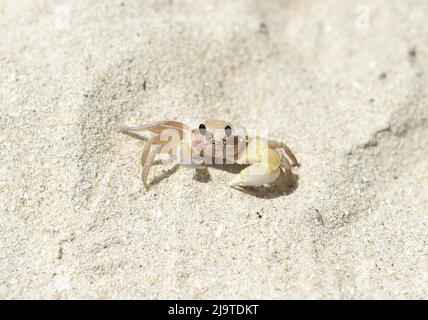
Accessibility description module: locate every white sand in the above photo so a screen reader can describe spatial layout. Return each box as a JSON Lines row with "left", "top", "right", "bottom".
{"left": 0, "top": 0, "right": 427, "bottom": 299}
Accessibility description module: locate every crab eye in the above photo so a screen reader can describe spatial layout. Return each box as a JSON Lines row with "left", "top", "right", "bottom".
{"left": 224, "top": 125, "right": 232, "bottom": 137}
{"left": 198, "top": 123, "right": 207, "bottom": 135}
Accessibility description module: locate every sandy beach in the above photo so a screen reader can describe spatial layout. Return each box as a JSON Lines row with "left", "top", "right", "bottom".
{"left": 0, "top": 0, "right": 427, "bottom": 299}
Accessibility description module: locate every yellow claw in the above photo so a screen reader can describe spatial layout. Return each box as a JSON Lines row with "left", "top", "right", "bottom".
{"left": 263, "top": 147, "right": 282, "bottom": 173}
{"left": 230, "top": 139, "right": 282, "bottom": 187}
{"left": 236, "top": 138, "right": 267, "bottom": 164}
{"left": 237, "top": 139, "right": 282, "bottom": 172}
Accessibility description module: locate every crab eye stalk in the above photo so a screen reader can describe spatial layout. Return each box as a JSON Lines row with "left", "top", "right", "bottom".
{"left": 198, "top": 123, "right": 207, "bottom": 135}
{"left": 224, "top": 125, "right": 232, "bottom": 137}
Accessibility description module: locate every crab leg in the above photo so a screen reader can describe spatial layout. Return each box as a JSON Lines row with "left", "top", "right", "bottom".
{"left": 244, "top": 135, "right": 298, "bottom": 167}
{"left": 280, "top": 154, "right": 295, "bottom": 187}
{"left": 120, "top": 121, "right": 189, "bottom": 189}
{"left": 267, "top": 139, "right": 299, "bottom": 167}
{"left": 141, "top": 143, "right": 161, "bottom": 189}
{"left": 140, "top": 138, "right": 154, "bottom": 171}
{"left": 138, "top": 137, "right": 155, "bottom": 189}
{"left": 119, "top": 120, "right": 189, "bottom": 139}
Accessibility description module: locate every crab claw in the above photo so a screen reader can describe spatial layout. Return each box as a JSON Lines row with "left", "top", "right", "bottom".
{"left": 230, "top": 139, "right": 283, "bottom": 187}
{"left": 228, "top": 164, "right": 281, "bottom": 187}
{"left": 236, "top": 138, "right": 267, "bottom": 165}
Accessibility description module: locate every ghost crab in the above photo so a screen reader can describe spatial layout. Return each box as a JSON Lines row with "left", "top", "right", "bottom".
{"left": 119, "top": 120, "right": 298, "bottom": 190}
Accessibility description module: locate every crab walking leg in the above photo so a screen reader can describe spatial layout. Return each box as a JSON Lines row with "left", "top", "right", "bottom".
{"left": 141, "top": 143, "right": 161, "bottom": 189}
{"left": 140, "top": 138, "right": 154, "bottom": 169}
{"left": 120, "top": 129, "right": 179, "bottom": 145}
{"left": 119, "top": 121, "right": 189, "bottom": 139}
{"left": 243, "top": 135, "right": 298, "bottom": 167}
{"left": 267, "top": 139, "right": 299, "bottom": 167}
{"left": 280, "top": 154, "right": 295, "bottom": 187}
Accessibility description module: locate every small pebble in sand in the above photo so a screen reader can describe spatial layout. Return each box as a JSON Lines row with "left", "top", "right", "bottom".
{"left": 215, "top": 225, "right": 223, "bottom": 238}
{"left": 8, "top": 111, "right": 21, "bottom": 119}
{"left": 7, "top": 72, "right": 17, "bottom": 83}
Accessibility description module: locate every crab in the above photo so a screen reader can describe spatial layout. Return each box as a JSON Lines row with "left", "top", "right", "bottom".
{"left": 119, "top": 120, "right": 298, "bottom": 190}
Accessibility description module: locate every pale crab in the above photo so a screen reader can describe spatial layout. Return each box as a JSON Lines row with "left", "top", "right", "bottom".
{"left": 119, "top": 120, "right": 298, "bottom": 190}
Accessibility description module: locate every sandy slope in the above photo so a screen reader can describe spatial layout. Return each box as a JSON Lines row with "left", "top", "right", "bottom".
{"left": 0, "top": 0, "right": 427, "bottom": 299}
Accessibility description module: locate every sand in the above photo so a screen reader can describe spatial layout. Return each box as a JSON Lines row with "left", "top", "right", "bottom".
{"left": 0, "top": 0, "right": 427, "bottom": 299}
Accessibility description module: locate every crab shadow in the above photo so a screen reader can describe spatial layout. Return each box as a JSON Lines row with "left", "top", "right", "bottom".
{"left": 146, "top": 164, "right": 180, "bottom": 189}
{"left": 236, "top": 175, "right": 299, "bottom": 199}
{"left": 196, "top": 164, "right": 299, "bottom": 199}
